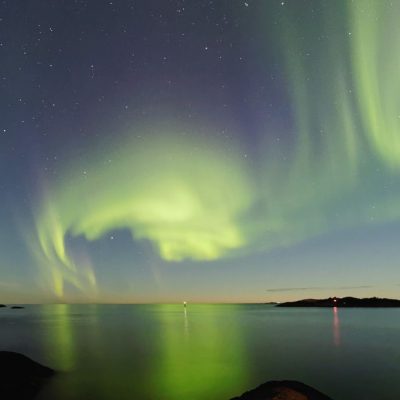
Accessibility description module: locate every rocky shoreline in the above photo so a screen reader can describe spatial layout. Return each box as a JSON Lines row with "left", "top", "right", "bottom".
{"left": 0, "top": 351, "right": 55, "bottom": 399}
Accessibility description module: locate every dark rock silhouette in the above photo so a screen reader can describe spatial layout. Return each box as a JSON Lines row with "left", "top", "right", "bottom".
{"left": 277, "top": 296, "right": 400, "bottom": 308}
{"left": 231, "top": 380, "right": 333, "bottom": 400}
{"left": 0, "top": 304, "right": 6, "bottom": 308}
{"left": 10, "top": 306, "right": 24, "bottom": 309}
{"left": 0, "top": 351, "right": 55, "bottom": 399}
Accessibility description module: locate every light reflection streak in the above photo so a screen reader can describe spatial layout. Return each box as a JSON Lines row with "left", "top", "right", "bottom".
{"left": 332, "top": 306, "right": 340, "bottom": 347}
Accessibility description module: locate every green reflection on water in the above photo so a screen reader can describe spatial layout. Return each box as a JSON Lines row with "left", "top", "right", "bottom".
{"left": 37, "top": 304, "right": 250, "bottom": 400}
{"left": 150, "top": 304, "right": 250, "bottom": 399}
{"left": 40, "top": 304, "right": 76, "bottom": 370}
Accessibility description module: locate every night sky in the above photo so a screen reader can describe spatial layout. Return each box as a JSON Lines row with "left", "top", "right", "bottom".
{"left": 1, "top": 0, "right": 400, "bottom": 303}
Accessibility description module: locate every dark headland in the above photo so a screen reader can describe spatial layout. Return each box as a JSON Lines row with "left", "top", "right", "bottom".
{"left": 277, "top": 296, "right": 400, "bottom": 307}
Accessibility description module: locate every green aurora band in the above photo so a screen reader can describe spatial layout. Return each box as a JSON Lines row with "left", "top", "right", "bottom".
{"left": 32, "top": 130, "right": 254, "bottom": 297}
{"left": 31, "top": 1, "right": 400, "bottom": 298}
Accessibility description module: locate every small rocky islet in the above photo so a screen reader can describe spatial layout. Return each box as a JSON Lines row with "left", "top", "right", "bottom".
{"left": 0, "top": 304, "right": 25, "bottom": 309}
{"left": 231, "top": 380, "right": 332, "bottom": 400}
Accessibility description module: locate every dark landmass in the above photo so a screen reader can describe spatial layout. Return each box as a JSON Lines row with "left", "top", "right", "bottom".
{"left": 265, "top": 302, "right": 278, "bottom": 305}
{"left": 0, "top": 351, "right": 55, "bottom": 399}
{"left": 10, "top": 306, "right": 25, "bottom": 309}
{"left": 231, "top": 380, "right": 332, "bottom": 400}
{"left": 277, "top": 296, "right": 400, "bottom": 308}
{"left": 0, "top": 304, "right": 6, "bottom": 308}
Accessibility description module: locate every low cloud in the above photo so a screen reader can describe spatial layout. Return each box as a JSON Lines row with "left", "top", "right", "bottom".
{"left": 266, "top": 285, "right": 373, "bottom": 293}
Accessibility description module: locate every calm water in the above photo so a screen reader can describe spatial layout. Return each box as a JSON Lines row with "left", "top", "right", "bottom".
{"left": 1, "top": 304, "right": 400, "bottom": 399}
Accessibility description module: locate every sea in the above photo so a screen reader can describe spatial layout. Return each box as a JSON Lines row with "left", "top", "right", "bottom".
{"left": 1, "top": 304, "right": 400, "bottom": 399}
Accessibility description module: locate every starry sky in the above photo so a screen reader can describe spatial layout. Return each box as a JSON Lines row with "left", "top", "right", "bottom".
{"left": 1, "top": 0, "right": 400, "bottom": 303}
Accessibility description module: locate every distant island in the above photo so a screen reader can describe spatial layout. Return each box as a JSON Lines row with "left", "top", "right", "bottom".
{"left": 277, "top": 296, "right": 400, "bottom": 308}
{"left": 0, "top": 305, "right": 25, "bottom": 309}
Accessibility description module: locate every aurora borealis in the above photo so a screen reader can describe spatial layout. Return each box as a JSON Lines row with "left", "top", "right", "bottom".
{"left": 1, "top": 0, "right": 400, "bottom": 302}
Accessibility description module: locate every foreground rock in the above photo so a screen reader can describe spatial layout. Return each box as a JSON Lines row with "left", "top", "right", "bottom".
{"left": 0, "top": 351, "right": 55, "bottom": 399}
{"left": 231, "top": 380, "right": 332, "bottom": 400}
{"left": 0, "top": 304, "right": 6, "bottom": 308}
{"left": 277, "top": 296, "right": 400, "bottom": 308}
